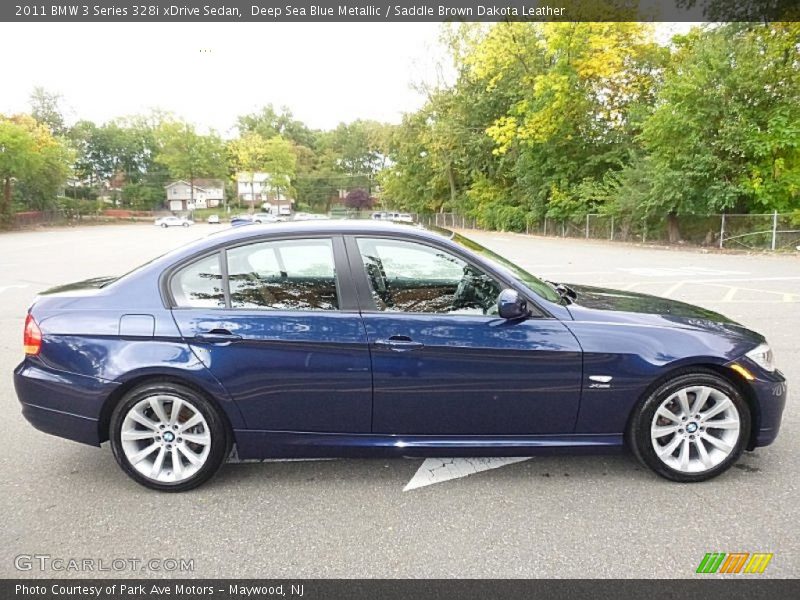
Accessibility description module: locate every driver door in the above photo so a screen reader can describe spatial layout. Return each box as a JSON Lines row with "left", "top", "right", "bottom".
{"left": 349, "top": 236, "right": 583, "bottom": 436}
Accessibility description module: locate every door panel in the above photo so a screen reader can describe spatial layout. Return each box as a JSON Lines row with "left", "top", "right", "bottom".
{"left": 168, "top": 235, "right": 372, "bottom": 433}
{"left": 348, "top": 235, "right": 582, "bottom": 436}
{"left": 172, "top": 310, "right": 372, "bottom": 432}
{"left": 363, "top": 313, "right": 582, "bottom": 435}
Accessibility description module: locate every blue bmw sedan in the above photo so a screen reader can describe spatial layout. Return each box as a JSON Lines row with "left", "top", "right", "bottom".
{"left": 14, "top": 221, "right": 786, "bottom": 490}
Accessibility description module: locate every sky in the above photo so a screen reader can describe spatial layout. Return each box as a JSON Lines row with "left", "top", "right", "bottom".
{"left": 0, "top": 22, "right": 445, "bottom": 134}
{"left": 0, "top": 22, "right": 695, "bottom": 135}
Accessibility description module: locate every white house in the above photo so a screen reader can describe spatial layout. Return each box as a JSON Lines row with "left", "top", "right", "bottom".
{"left": 165, "top": 179, "right": 225, "bottom": 211}
{"left": 236, "top": 172, "right": 293, "bottom": 212}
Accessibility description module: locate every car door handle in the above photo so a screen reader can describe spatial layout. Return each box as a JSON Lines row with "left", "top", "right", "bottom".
{"left": 194, "top": 329, "right": 242, "bottom": 344}
{"left": 374, "top": 336, "right": 424, "bottom": 352}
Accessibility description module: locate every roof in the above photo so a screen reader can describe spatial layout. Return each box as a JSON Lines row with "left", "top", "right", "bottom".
{"left": 209, "top": 219, "right": 449, "bottom": 245}
{"left": 154, "top": 220, "right": 451, "bottom": 263}
{"left": 165, "top": 179, "right": 225, "bottom": 191}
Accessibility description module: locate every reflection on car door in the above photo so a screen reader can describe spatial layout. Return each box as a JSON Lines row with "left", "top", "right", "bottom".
{"left": 349, "top": 236, "right": 583, "bottom": 435}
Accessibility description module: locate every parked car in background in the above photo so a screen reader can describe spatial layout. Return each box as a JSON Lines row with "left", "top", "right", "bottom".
{"left": 252, "top": 213, "right": 279, "bottom": 224}
{"left": 371, "top": 212, "right": 413, "bottom": 223}
{"left": 207, "top": 215, "right": 221, "bottom": 225}
{"left": 230, "top": 214, "right": 254, "bottom": 226}
{"left": 155, "top": 216, "right": 193, "bottom": 228}
{"left": 14, "top": 221, "right": 786, "bottom": 491}
{"left": 293, "top": 212, "right": 330, "bottom": 221}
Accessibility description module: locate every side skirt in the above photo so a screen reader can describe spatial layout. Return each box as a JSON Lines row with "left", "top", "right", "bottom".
{"left": 233, "top": 430, "right": 624, "bottom": 460}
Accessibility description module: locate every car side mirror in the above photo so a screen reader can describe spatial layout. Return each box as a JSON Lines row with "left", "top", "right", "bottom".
{"left": 497, "top": 289, "right": 529, "bottom": 320}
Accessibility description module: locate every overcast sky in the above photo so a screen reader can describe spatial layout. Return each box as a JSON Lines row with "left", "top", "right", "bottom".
{"left": 0, "top": 22, "right": 694, "bottom": 135}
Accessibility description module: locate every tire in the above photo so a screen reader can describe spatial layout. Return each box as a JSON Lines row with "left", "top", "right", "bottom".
{"left": 182, "top": 222, "right": 189, "bottom": 227}
{"left": 628, "top": 370, "right": 750, "bottom": 482}
{"left": 110, "top": 382, "right": 231, "bottom": 492}
{"left": 161, "top": 223, "right": 168, "bottom": 228}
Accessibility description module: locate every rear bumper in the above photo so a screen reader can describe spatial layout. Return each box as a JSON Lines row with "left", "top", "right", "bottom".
{"left": 14, "top": 359, "right": 119, "bottom": 447}
{"left": 748, "top": 370, "right": 787, "bottom": 449}
{"left": 20, "top": 402, "right": 100, "bottom": 446}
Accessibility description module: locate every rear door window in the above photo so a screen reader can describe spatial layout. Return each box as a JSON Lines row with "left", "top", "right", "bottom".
{"left": 226, "top": 238, "right": 338, "bottom": 311}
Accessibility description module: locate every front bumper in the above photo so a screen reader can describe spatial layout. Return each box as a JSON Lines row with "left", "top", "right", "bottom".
{"left": 14, "top": 359, "right": 120, "bottom": 446}
{"left": 746, "top": 368, "right": 787, "bottom": 449}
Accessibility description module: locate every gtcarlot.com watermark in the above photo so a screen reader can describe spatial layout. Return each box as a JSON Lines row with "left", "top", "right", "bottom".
{"left": 14, "top": 554, "right": 194, "bottom": 573}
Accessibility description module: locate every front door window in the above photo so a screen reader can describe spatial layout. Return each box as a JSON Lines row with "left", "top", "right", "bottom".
{"left": 356, "top": 238, "right": 501, "bottom": 315}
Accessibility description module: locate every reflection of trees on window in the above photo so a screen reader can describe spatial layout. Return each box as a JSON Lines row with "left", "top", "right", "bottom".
{"left": 227, "top": 239, "right": 338, "bottom": 311}
{"left": 357, "top": 239, "right": 500, "bottom": 315}
{"left": 171, "top": 253, "right": 225, "bottom": 308}
{"left": 229, "top": 275, "right": 337, "bottom": 310}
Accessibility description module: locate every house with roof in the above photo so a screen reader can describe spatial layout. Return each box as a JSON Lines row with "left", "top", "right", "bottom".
{"left": 236, "top": 172, "right": 293, "bottom": 213}
{"left": 165, "top": 179, "right": 225, "bottom": 211}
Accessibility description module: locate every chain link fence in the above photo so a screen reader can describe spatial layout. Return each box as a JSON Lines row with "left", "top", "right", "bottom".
{"left": 417, "top": 212, "right": 800, "bottom": 252}
{"left": 10, "top": 208, "right": 800, "bottom": 252}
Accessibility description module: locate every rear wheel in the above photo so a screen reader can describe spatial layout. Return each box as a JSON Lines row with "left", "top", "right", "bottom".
{"left": 110, "top": 382, "right": 230, "bottom": 491}
{"left": 160, "top": 223, "right": 168, "bottom": 228}
{"left": 629, "top": 371, "right": 750, "bottom": 482}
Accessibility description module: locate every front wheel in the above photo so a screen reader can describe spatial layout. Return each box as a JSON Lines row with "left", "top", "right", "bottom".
{"left": 629, "top": 371, "right": 750, "bottom": 482}
{"left": 110, "top": 382, "right": 230, "bottom": 491}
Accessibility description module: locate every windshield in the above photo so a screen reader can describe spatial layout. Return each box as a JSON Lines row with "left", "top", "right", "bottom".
{"left": 451, "top": 232, "right": 562, "bottom": 304}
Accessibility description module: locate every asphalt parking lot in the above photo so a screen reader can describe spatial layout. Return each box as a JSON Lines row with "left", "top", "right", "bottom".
{"left": 1, "top": 223, "right": 797, "bottom": 578}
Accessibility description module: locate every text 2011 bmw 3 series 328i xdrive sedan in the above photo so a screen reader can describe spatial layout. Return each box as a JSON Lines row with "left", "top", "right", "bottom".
{"left": 14, "top": 221, "right": 786, "bottom": 491}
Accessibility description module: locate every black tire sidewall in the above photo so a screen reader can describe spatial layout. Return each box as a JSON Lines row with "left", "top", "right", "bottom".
{"left": 110, "top": 382, "right": 230, "bottom": 492}
{"left": 631, "top": 372, "right": 751, "bottom": 483}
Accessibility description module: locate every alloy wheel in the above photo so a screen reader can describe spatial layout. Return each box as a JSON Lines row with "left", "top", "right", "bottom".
{"left": 119, "top": 394, "right": 212, "bottom": 483}
{"left": 650, "top": 385, "right": 741, "bottom": 474}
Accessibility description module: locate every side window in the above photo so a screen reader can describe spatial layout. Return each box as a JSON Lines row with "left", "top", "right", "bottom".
{"left": 170, "top": 253, "right": 225, "bottom": 308}
{"left": 356, "top": 238, "right": 501, "bottom": 315}
{"left": 227, "top": 238, "right": 338, "bottom": 311}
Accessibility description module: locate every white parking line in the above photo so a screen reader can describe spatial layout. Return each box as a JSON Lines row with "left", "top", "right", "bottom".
{"left": 617, "top": 267, "right": 750, "bottom": 277}
{"left": 661, "top": 281, "right": 685, "bottom": 298}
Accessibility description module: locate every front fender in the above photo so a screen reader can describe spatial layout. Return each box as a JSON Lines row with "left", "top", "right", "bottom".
{"left": 566, "top": 320, "right": 758, "bottom": 434}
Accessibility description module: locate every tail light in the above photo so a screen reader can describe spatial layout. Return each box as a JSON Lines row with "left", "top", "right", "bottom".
{"left": 23, "top": 314, "right": 42, "bottom": 356}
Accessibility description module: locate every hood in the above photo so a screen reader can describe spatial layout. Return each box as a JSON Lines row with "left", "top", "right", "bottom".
{"left": 564, "top": 284, "right": 762, "bottom": 342}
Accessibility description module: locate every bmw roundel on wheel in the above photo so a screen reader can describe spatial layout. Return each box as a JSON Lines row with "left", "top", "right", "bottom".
{"left": 14, "top": 221, "right": 787, "bottom": 491}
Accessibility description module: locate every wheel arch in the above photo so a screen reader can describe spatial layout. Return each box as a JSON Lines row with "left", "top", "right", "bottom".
{"left": 98, "top": 373, "right": 236, "bottom": 444}
{"left": 624, "top": 361, "right": 759, "bottom": 450}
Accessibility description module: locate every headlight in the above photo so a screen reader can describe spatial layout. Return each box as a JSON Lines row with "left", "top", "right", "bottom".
{"left": 746, "top": 343, "right": 775, "bottom": 372}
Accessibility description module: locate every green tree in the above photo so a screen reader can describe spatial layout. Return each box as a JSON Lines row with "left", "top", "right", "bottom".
{"left": 228, "top": 133, "right": 297, "bottom": 210}
{"left": 236, "top": 104, "right": 317, "bottom": 149}
{"left": 29, "top": 87, "right": 67, "bottom": 137}
{"left": 640, "top": 23, "right": 800, "bottom": 241}
{"left": 155, "top": 120, "right": 226, "bottom": 206}
{"left": 0, "top": 114, "right": 72, "bottom": 220}
{"left": 380, "top": 22, "right": 664, "bottom": 231}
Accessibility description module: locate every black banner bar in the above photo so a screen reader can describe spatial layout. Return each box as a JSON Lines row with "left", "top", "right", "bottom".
{"left": 4, "top": 580, "right": 800, "bottom": 600}
{"left": 3, "top": 0, "right": 800, "bottom": 23}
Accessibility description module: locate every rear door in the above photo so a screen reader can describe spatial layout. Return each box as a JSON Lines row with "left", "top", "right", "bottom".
{"left": 168, "top": 235, "right": 372, "bottom": 433}
{"left": 348, "top": 235, "right": 583, "bottom": 436}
